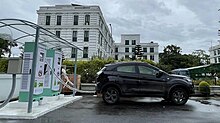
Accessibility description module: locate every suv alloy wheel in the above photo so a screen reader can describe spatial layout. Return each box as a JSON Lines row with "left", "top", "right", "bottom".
{"left": 170, "top": 88, "right": 188, "bottom": 105}
{"left": 102, "top": 87, "right": 120, "bottom": 104}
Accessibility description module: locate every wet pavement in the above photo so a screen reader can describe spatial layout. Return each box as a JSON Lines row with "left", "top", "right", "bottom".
{"left": 1, "top": 95, "right": 220, "bottom": 123}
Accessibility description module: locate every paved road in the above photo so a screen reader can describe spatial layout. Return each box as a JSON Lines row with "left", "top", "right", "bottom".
{"left": 1, "top": 95, "right": 220, "bottom": 123}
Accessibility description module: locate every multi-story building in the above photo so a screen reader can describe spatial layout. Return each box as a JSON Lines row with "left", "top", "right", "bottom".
{"left": 37, "top": 4, "right": 114, "bottom": 60}
{"left": 115, "top": 34, "right": 159, "bottom": 63}
{"left": 209, "top": 44, "right": 220, "bottom": 63}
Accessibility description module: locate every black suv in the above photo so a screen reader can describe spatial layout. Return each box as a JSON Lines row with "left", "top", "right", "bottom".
{"left": 96, "top": 62, "right": 194, "bottom": 105}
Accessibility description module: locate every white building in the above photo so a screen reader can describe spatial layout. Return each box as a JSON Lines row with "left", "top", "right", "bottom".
{"left": 37, "top": 4, "right": 114, "bottom": 60}
{"left": 209, "top": 44, "right": 220, "bottom": 63}
{"left": 115, "top": 34, "right": 159, "bottom": 63}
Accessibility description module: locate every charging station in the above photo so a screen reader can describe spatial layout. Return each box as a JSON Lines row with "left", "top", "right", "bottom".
{"left": 0, "top": 19, "right": 82, "bottom": 115}
{"left": 19, "top": 42, "right": 46, "bottom": 102}
{"left": 43, "top": 49, "right": 62, "bottom": 96}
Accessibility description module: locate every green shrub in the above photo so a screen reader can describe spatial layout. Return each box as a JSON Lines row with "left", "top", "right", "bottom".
{"left": 199, "top": 81, "right": 210, "bottom": 96}
{"left": 193, "top": 78, "right": 219, "bottom": 85}
{"left": 0, "top": 58, "right": 8, "bottom": 73}
{"left": 62, "top": 58, "right": 115, "bottom": 83}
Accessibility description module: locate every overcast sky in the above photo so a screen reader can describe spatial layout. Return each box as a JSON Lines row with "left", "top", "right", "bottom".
{"left": 0, "top": 0, "right": 220, "bottom": 54}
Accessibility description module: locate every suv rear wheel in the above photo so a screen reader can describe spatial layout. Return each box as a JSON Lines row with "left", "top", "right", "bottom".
{"left": 102, "top": 87, "right": 119, "bottom": 104}
{"left": 170, "top": 88, "right": 188, "bottom": 105}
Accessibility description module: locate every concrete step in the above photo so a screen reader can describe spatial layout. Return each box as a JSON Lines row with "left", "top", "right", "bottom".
{"left": 80, "top": 83, "right": 96, "bottom": 91}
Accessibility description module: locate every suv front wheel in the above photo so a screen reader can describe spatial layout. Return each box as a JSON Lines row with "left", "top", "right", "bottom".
{"left": 102, "top": 87, "right": 119, "bottom": 104}
{"left": 170, "top": 88, "right": 188, "bottom": 105}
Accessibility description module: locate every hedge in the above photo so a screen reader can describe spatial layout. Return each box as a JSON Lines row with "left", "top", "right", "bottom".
{"left": 0, "top": 58, "right": 8, "bottom": 73}
{"left": 62, "top": 58, "right": 115, "bottom": 83}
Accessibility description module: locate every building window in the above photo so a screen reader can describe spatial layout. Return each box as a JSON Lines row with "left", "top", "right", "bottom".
{"left": 218, "top": 57, "right": 220, "bottom": 63}
{"left": 214, "top": 50, "right": 217, "bottom": 55}
{"left": 132, "top": 48, "right": 135, "bottom": 52}
{"left": 132, "top": 40, "right": 136, "bottom": 45}
{"left": 72, "top": 31, "right": 77, "bottom": 42}
{"left": 97, "top": 48, "right": 100, "bottom": 56}
{"left": 115, "top": 48, "right": 118, "bottom": 52}
{"left": 56, "top": 15, "right": 62, "bottom": 25}
{"left": 98, "top": 34, "right": 101, "bottom": 44}
{"left": 150, "top": 47, "right": 154, "bottom": 53}
{"left": 84, "top": 31, "right": 89, "bottom": 42}
{"left": 46, "top": 16, "right": 50, "bottom": 25}
{"left": 150, "top": 55, "right": 154, "bottom": 61}
{"left": 132, "top": 55, "right": 135, "bottom": 60}
{"left": 218, "top": 49, "right": 220, "bottom": 55}
{"left": 100, "top": 51, "right": 102, "bottom": 57}
{"left": 83, "top": 47, "right": 88, "bottom": 58}
{"left": 74, "top": 15, "right": 78, "bottom": 25}
{"left": 125, "top": 55, "right": 130, "bottom": 59}
{"left": 55, "top": 31, "right": 60, "bottom": 38}
{"left": 125, "top": 48, "right": 129, "bottom": 52}
{"left": 215, "top": 58, "right": 217, "bottom": 63}
{"left": 71, "top": 48, "right": 76, "bottom": 58}
{"left": 100, "top": 35, "right": 103, "bottom": 46}
{"left": 143, "top": 48, "right": 147, "bottom": 52}
{"left": 143, "top": 55, "right": 147, "bottom": 59}
{"left": 125, "top": 40, "right": 129, "bottom": 45}
{"left": 115, "top": 55, "right": 118, "bottom": 60}
{"left": 85, "top": 14, "right": 90, "bottom": 25}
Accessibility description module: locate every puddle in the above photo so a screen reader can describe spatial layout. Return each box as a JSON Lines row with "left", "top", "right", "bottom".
{"left": 199, "top": 100, "right": 211, "bottom": 105}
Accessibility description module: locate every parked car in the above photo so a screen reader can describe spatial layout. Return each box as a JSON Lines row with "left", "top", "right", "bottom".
{"left": 171, "top": 68, "right": 190, "bottom": 77}
{"left": 96, "top": 62, "right": 194, "bottom": 105}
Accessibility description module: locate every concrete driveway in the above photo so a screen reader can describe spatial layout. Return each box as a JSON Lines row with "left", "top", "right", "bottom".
{"left": 1, "top": 95, "right": 220, "bottom": 123}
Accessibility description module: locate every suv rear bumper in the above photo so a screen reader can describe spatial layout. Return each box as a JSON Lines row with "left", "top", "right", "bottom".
{"left": 95, "top": 83, "right": 101, "bottom": 94}
{"left": 189, "top": 85, "right": 195, "bottom": 95}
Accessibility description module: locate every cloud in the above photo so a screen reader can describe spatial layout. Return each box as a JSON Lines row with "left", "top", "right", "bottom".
{"left": 0, "top": 0, "right": 219, "bottom": 54}
{"left": 178, "top": 0, "right": 219, "bottom": 26}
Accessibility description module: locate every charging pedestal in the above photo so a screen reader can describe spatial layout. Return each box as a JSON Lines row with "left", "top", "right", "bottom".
{"left": 19, "top": 42, "right": 46, "bottom": 102}
{"left": 43, "top": 49, "right": 62, "bottom": 96}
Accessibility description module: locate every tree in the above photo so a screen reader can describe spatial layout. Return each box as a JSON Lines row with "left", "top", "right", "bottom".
{"left": 0, "top": 38, "right": 10, "bottom": 58}
{"left": 160, "top": 45, "right": 182, "bottom": 68}
{"left": 192, "top": 49, "right": 210, "bottom": 65}
{"left": 159, "top": 45, "right": 201, "bottom": 72}
{"left": 0, "top": 38, "right": 17, "bottom": 58}
{"left": 133, "top": 45, "right": 143, "bottom": 60}
{"left": 163, "top": 44, "right": 182, "bottom": 56}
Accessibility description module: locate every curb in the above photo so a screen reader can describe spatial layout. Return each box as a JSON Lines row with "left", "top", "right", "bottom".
{"left": 191, "top": 93, "right": 220, "bottom": 97}
{"left": 76, "top": 90, "right": 95, "bottom": 95}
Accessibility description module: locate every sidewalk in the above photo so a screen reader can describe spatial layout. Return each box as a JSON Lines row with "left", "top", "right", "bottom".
{"left": 0, "top": 95, "right": 82, "bottom": 119}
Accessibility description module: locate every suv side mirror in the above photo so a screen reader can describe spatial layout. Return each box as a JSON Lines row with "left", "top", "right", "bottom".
{"left": 156, "top": 71, "right": 163, "bottom": 78}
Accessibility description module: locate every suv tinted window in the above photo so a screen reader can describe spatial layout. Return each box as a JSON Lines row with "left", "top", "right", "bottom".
{"left": 138, "top": 66, "right": 156, "bottom": 75}
{"left": 117, "top": 65, "right": 136, "bottom": 73}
